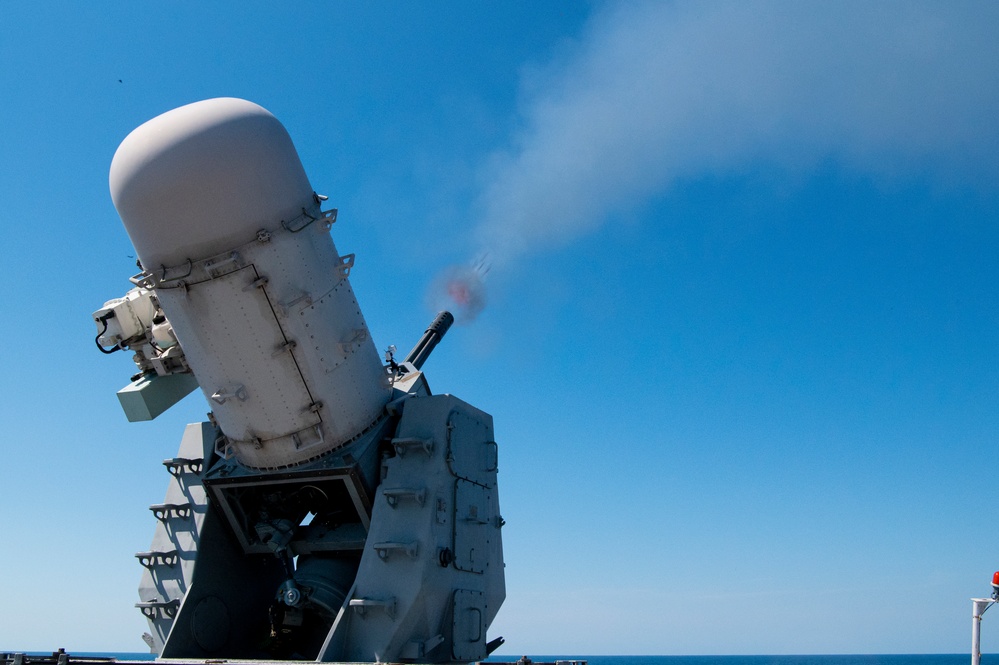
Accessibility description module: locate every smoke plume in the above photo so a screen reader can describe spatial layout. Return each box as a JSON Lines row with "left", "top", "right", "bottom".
{"left": 433, "top": 0, "right": 999, "bottom": 321}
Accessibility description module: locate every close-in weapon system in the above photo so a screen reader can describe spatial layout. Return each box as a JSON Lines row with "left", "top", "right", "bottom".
{"left": 91, "top": 98, "right": 505, "bottom": 662}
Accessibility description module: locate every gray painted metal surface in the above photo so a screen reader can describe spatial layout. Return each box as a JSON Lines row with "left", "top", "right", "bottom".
{"left": 90, "top": 98, "right": 506, "bottom": 662}
{"left": 136, "top": 422, "right": 215, "bottom": 651}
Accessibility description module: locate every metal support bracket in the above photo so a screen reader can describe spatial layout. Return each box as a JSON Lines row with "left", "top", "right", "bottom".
{"left": 136, "top": 598, "right": 180, "bottom": 619}
{"left": 349, "top": 596, "right": 396, "bottom": 619}
{"left": 391, "top": 437, "right": 434, "bottom": 457}
{"left": 338, "top": 327, "right": 368, "bottom": 354}
{"left": 373, "top": 540, "right": 420, "bottom": 560}
{"left": 202, "top": 251, "right": 242, "bottom": 278}
{"left": 211, "top": 384, "right": 247, "bottom": 405}
{"left": 162, "top": 457, "right": 203, "bottom": 476}
{"left": 400, "top": 634, "right": 445, "bottom": 659}
{"left": 382, "top": 487, "right": 426, "bottom": 507}
{"left": 336, "top": 253, "right": 355, "bottom": 278}
{"left": 135, "top": 550, "right": 179, "bottom": 568}
{"left": 149, "top": 503, "right": 192, "bottom": 521}
{"left": 243, "top": 275, "right": 269, "bottom": 291}
{"left": 273, "top": 340, "right": 297, "bottom": 357}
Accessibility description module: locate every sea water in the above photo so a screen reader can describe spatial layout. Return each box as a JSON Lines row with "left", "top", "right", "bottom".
{"left": 8, "top": 655, "right": 987, "bottom": 665}
{"left": 488, "top": 657, "right": 983, "bottom": 665}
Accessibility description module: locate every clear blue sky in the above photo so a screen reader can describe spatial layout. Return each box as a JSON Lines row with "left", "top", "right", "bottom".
{"left": 2, "top": 0, "right": 999, "bottom": 656}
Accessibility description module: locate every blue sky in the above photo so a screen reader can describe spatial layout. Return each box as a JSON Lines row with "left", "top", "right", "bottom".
{"left": 2, "top": 0, "right": 999, "bottom": 656}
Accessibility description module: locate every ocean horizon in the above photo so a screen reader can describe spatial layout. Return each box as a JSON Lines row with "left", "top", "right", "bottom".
{"left": 486, "top": 657, "right": 988, "bottom": 665}
{"left": 3, "top": 654, "right": 988, "bottom": 665}
{"left": 484, "top": 656, "right": 988, "bottom": 665}
{"left": 0, "top": 649, "right": 984, "bottom": 665}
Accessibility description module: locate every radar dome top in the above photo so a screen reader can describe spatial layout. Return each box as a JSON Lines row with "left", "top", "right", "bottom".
{"left": 109, "top": 97, "right": 315, "bottom": 270}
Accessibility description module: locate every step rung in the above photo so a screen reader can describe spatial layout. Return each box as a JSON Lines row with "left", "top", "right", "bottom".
{"left": 149, "top": 503, "right": 191, "bottom": 521}
{"left": 135, "top": 598, "right": 180, "bottom": 619}
{"left": 135, "top": 550, "right": 178, "bottom": 568}
{"left": 162, "top": 457, "right": 203, "bottom": 476}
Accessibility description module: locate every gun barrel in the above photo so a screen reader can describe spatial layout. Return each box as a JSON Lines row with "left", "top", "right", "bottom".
{"left": 404, "top": 311, "right": 455, "bottom": 370}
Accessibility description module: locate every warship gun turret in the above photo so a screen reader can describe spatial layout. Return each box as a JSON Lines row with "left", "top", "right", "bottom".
{"left": 90, "top": 98, "right": 505, "bottom": 662}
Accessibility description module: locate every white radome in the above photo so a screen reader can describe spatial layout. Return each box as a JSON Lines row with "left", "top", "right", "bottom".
{"left": 109, "top": 97, "right": 391, "bottom": 469}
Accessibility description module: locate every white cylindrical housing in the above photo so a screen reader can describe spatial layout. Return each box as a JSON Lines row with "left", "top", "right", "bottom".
{"left": 110, "top": 98, "right": 391, "bottom": 469}
{"left": 973, "top": 598, "right": 993, "bottom": 665}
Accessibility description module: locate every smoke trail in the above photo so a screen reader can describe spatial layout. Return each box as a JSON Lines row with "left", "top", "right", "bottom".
{"left": 432, "top": 0, "right": 999, "bottom": 320}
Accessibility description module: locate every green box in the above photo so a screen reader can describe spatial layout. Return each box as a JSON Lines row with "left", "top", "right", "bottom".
{"left": 117, "top": 372, "right": 200, "bottom": 422}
